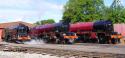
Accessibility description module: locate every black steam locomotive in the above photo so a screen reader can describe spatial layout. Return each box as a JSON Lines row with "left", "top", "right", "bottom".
{"left": 3, "top": 23, "right": 31, "bottom": 43}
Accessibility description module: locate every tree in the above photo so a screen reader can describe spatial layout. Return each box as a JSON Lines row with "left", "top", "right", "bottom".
{"left": 102, "top": 0, "right": 125, "bottom": 23}
{"left": 62, "top": 0, "right": 104, "bottom": 23}
{"left": 34, "top": 19, "right": 55, "bottom": 25}
{"left": 62, "top": 0, "right": 125, "bottom": 23}
{"left": 121, "top": 8, "right": 125, "bottom": 23}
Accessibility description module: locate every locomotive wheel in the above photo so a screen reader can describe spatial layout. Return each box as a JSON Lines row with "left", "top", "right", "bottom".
{"left": 64, "top": 39, "right": 69, "bottom": 44}
{"left": 55, "top": 39, "right": 62, "bottom": 44}
{"left": 98, "top": 38, "right": 102, "bottom": 44}
{"left": 98, "top": 37, "right": 105, "bottom": 44}
{"left": 64, "top": 39, "right": 74, "bottom": 44}
{"left": 15, "top": 40, "right": 24, "bottom": 44}
{"left": 69, "top": 39, "right": 74, "bottom": 44}
{"left": 57, "top": 39, "right": 65, "bottom": 44}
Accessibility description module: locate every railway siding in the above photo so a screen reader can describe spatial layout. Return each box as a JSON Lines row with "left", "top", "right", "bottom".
{"left": 0, "top": 43, "right": 125, "bottom": 58}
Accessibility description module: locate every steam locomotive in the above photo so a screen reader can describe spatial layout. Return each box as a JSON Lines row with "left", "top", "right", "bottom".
{"left": 2, "top": 20, "right": 114, "bottom": 44}
{"left": 31, "top": 20, "right": 114, "bottom": 44}
{"left": 3, "top": 23, "right": 31, "bottom": 43}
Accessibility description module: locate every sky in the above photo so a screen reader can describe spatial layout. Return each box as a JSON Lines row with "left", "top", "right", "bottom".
{"left": 0, "top": 0, "right": 125, "bottom": 23}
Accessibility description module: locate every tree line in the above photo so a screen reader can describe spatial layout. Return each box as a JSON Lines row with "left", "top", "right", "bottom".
{"left": 62, "top": 0, "right": 125, "bottom": 23}
{"left": 35, "top": 0, "right": 125, "bottom": 25}
{"left": 34, "top": 19, "right": 55, "bottom": 25}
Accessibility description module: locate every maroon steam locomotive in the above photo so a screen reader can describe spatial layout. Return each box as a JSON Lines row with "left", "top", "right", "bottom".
{"left": 31, "top": 20, "right": 114, "bottom": 44}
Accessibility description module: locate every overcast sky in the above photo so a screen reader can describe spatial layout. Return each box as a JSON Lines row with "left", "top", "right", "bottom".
{"left": 0, "top": 0, "right": 124, "bottom": 23}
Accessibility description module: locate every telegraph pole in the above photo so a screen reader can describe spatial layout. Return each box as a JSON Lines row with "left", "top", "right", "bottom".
{"left": 110, "top": 0, "right": 123, "bottom": 33}
{"left": 110, "top": 0, "right": 123, "bottom": 10}
{"left": 110, "top": 0, "right": 123, "bottom": 23}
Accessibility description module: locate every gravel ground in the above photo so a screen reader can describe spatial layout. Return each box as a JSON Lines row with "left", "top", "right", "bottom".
{"left": 0, "top": 42, "right": 125, "bottom": 58}
{"left": 0, "top": 51, "right": 69, "bottom": 58}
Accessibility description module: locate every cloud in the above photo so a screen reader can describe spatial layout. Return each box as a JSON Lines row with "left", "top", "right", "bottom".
{"left": 121, "top": 0, "right": 125, "bottom": 6}
{"left": 41, "top": 1, "right": 64, "bottom": 10}
{"left": 0, "top": 0, "right": 35, "bottom": 11}
{"left": 0, "top": 0, "right": 68, "bottom": 23}
{"left": 0, "top": 0, "right": 124, "bottom": 23}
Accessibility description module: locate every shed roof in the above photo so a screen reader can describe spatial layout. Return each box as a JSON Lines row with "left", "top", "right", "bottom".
{"left": 0, "top": 21, "right": 34, "bottom": 28}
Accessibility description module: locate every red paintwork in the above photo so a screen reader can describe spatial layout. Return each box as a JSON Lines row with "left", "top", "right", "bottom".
{"left": 39, "top": 24, "right": 55, "bottom": 32}
{"left": 31, "top": 22, "right": 94, "bottom": 36}
{"left": 32, "top": 24, "right": 55, "bottom": 35}
{"left": 69, "top": 22, "right": 93, "bottom": 32}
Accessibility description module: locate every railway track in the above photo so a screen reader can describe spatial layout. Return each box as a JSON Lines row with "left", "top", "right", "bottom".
{"left": 0, "top": 42, "right": 125, "bottom": 58}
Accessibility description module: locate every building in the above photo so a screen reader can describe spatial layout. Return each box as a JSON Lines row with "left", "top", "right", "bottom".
{"left": 0, "top": 21, "right": 34, "bottom": 40}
